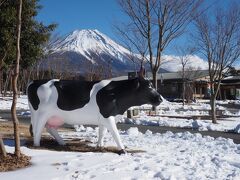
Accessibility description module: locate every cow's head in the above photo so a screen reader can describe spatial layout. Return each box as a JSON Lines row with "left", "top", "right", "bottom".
{"left": 134, "top": 77, "right": 162, "bottom": 106}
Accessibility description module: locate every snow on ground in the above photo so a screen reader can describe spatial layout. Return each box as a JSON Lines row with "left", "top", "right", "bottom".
{"left": 0, "top": 95, "right": 29, "bottom": 110}
{"left": 1, "top": 127, "right": 240, "bottom": 180}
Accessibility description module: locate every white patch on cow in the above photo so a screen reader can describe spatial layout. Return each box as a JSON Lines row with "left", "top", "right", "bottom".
{"left": 29, "top": 79, "right": 125, "bottom": 150}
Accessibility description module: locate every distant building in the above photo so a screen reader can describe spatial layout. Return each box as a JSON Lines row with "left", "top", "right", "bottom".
{"left": 220, "top": 76, "right": 240, "bottom": 100}
{"left": 147, "top": 70, "right": 210, "bottom": 101}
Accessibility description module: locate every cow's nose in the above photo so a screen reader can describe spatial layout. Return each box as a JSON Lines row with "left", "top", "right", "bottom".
{"left": 156, "top": 95, "right": 162, "bottom": 104}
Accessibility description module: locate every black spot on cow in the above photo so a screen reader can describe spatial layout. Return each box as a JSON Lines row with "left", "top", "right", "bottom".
{"left": 27, "top": 80, "right": 51, "bottom": 110}
{"left": 54, "top": 80, "right": 99, "bottom": 111}
{"left": 96, "top": 78, "right": 162, "bottom": 118}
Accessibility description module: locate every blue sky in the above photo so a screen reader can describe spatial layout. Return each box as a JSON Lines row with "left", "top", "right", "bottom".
{"left": 36, "top": 0, "right": 123, "bottom": 40}
{"left": 36, "top": 0, "right": 237, "bottom": 56}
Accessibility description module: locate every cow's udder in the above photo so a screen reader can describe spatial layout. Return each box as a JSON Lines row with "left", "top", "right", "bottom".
{"left": 46, "top": 116, "right": 64, "bottom": 129}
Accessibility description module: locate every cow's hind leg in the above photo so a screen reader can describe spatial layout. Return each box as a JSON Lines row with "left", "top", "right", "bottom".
{"left": 32, "top": 113, "right": 48, "bottom": 146}
{"left": 97, "top": 125, "right": 107, "bottom": 148}
{"left": 46, "top": 127, "right": 65, "bottom": 145}
{"left": 102, "top": 117, "right": 126, "bottom": 154}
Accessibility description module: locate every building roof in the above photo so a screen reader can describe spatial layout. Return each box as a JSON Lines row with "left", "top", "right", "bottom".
{"left": 147, "top": 70, "right": 209, "bottom": 80}
{"left": 222, "top": 76, "right": 240, "bottom": 81}
{"left": 110, "top": 70, "right": 210, "bottom": 81}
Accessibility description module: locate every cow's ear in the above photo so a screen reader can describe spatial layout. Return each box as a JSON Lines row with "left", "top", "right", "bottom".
{"left": 133, "top": 78, "right": 140, "bottom": 89}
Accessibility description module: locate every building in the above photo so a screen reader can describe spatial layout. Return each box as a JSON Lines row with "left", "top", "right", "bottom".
{"left": 220, "top": 76, "right": 240, "bottom": 100}
{"left": 150, "top": 70, "right": 210, "bottom": 101}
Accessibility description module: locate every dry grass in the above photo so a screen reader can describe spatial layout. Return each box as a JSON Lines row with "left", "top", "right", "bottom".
{"left": 0, "top": 153, "right": 31, "bottom": 172}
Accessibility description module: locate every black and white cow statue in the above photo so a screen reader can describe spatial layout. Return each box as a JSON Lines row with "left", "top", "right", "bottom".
{"left": 27, "top": 77, "right": 162, "bottom": 153}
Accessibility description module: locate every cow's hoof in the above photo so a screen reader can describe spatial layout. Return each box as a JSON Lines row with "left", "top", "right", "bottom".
{"left": 118, "top": 149, "right": 127, "bottom": 155}
{"left": 33, "top": 143, "right": 40, "bottom": 147}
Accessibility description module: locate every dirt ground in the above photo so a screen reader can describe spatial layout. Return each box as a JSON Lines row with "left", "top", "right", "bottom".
{"left": 0, "top": 121, "right": 75, "bottom": 139}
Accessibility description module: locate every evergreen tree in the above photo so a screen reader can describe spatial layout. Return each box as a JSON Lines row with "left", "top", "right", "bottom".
{"left": 0, "top": 0, "right": 56, "bottom": 70}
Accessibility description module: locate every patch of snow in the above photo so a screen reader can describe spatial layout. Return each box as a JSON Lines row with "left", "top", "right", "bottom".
{"left": 126, "top": 127, "right": 140, "bottom": 136}
{"left": 0, "top": 95, "right": 29, "bottom": 110}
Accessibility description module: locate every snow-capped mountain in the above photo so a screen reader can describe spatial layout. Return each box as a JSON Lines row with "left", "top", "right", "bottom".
{"left": 45, "top": 29, "right": 142, "bottom": 75}
{"left": 44, "top": 29, "right": 207, "bottom": 76}
{"left": 51, "top": 29, "right": 131, "bottom": 65}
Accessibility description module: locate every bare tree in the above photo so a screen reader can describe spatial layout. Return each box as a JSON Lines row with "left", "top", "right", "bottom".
{"left": 114, "top": 22, "right": 148, "bottom": 71}
{"left": 118, "top": 0, "right": 203, "bottom": 89}
{"left": 11, "top": 0, "right": 22, "bottom": 157}
{"left": 194, "top": 3, "right": 240, "bottom": 123}
{"left": 175, "top": 46, "right": 195, "bottom": 106}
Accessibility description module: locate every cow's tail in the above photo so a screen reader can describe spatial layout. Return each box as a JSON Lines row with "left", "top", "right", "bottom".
{"left": 37, "top": 79, "right": 58, "bottom": 104}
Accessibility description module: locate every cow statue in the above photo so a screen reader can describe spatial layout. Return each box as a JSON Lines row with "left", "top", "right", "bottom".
{"left": 27, "top": 76, "right": 162, "bottom": 153}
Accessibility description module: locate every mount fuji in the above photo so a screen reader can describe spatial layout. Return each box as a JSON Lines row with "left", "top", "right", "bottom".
{"left": 44, "top": 29, "right": 145, "bottom": 76}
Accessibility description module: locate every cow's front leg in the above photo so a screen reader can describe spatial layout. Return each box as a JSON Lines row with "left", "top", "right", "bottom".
{"left": 46, "top": 127, "right": 65, "bottom": 145}
{"left": 103, "top": 116, "right": 126, "bottom": 154}
{"left": 97, "top": 125, "right": 107, "bottom": 148}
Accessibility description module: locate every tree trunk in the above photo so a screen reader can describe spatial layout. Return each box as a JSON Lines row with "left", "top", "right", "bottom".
{"left": 152, "top": 70, "right": 158, "bottom": 90}
{"left": 210, "top": 96, "right": 217, "bottom": 124}
{"left": 11, "top": 0, "right": 22, "bottom": 158}
{"left": 152, "top": 69, "right": 158, "bottom": 112}
{"left": 182, "top": 81, "right": 185, "bottom": 106}
{"left": 0, "top": 69, "right": 2, "bottom": 95}
{"left": 0, "top": 137, "right": 7, "bottom": 158}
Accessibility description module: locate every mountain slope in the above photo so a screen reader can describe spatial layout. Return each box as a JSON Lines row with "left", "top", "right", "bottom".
{"left": 46, "top": 29, "right": 140, "bottom": 75}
